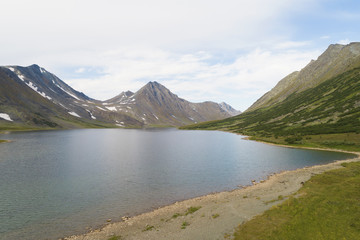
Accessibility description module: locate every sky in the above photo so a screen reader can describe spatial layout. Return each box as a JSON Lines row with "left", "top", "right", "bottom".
{"left": 1, "top": 0, "right": 360, "bottom": 111}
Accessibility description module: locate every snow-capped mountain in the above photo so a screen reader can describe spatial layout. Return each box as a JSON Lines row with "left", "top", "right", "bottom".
{"left": 0, "top": 65, "right": 239, "bottom": 129}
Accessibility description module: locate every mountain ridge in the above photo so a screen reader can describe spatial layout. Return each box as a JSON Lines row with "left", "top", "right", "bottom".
{"left": 0, "top": 66, "right": 240, "bottom": 130}
{"left": 247, "top": 42, "right": 360, "bottom": 112}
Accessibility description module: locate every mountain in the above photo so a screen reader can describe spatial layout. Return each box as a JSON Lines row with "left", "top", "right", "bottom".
{"left": 0, "top": 65, "right": 239, "bottom": 130}
{"left": 0, "top": 64, "right": 143, "bottom": 130}
{"left": 218, "top": 102, "right": 241, "bottom": 116}
{"left": 103, "top": 81, "right": 239, "bottom": 126}
{"left": 182, "top": 42, "right": 360, "bottom": 151}
{"left": 247, "top": 42, "right": 360, "bottom": 112}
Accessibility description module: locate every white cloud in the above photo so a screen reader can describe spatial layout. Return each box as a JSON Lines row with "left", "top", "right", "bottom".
{"left": 275, "top": 41, "right": 311, "bottom": 49}
{"left": 0, "top": 0, "right": 332, "bottom": 111}
{"left": 64, "top": 46, "right": 320, "bottom": 111}
{"left": 0, "top": 0, "right": 313, "bottom": 58}
{"left": 338, "top": 38, "right": 351, "bottom": 45}
{"left": 75, "top": 68, "right": 86, "bottom": 74}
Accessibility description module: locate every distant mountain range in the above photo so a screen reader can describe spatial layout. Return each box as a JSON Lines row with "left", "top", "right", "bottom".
{"left": 0, "top": 65, "right": 240, "bottom": 130}
{"left": 183, "top": 42, "right": 360, "bottom": 149}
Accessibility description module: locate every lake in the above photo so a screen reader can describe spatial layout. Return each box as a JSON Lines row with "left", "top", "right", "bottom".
{"left": 0, "top": 129, "right": 356, "bottom": 240}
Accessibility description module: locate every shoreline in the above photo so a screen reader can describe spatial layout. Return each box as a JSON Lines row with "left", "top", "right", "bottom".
{"left": 242, "top": 135, "right": 360, "bottom": 155}
{"left": 64, "top": 148, "right": 360, "bottom": 240}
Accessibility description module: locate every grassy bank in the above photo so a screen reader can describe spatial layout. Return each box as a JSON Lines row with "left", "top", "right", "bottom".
{"left": 248, "top": 132, "right": 360, "bottom": 152}
{"left": 234, "top": 161, "right": 360, "bottom": 240}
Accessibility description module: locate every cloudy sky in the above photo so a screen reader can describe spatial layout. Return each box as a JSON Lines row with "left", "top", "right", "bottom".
{"left": 1, "top": 0, "right": 359, "bottom": 111}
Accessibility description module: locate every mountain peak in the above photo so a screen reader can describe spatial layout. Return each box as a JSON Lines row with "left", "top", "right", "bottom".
{"left": 139, "top": 81, "right": 170, "bottom": 94}
{"left": 124, "top": 90, "right": 134, "bottom": 96}
{"left": 29, "top": 64, "right": 41, "bottom": 69}
{"left": 137, "top": 81, "right": 173, "bottom": 99}
{"left": 148, "top": 81, "right": 160, "bottom": 85}
{"left": 27, "top": 64, "right": 49, "bottom": 74}
{"left": 144, "top": 81, "right": 163, "bottom": 89}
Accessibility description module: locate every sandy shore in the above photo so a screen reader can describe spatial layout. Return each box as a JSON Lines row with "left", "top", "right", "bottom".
{"left": 64, "top": 151, "right": 359, "bottom": 240}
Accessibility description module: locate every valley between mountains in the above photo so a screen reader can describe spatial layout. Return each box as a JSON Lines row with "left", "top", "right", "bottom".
{"left": 0, "top": 65, "right": 239, "bottom": 130}
{"left": 1, "top": 42, "right": 359, "bottom": 152}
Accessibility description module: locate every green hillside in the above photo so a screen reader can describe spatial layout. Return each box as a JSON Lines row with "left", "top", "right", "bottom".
{"left": 247, "top": 43, "right": 360, "bottom": 112}
{"left": 182, "top": 67, "right": 360, "bottom": 151}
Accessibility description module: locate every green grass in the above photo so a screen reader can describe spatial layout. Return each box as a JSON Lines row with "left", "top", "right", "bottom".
{"left": 249, "top": 132, "right": 360, "bottom": 152}
{"left": 107, "top": 235, "right": 122, "bottom": 240}
{"left": 234, "top": 161, "right": 360, "bottom": 240}
{"left": 181, "top": 221, "right": 190, "bottom": 229}
{"left": 265, "top": 195, "right": 285, "bottom": 205}
{"left": 142, "top": 225, "right": 155, "bottom": 232}
{"left": 0, "top": 139, "right": 8, "bottom": 143}
{"left": 172, "top": 213, "right": 182, "bottom": 219}
{"left": 212, "top": 213, "right": 220, "bottom": 219}
{"left": 166, "top": 206, "right": 202, "bottom": 222}
{"left": 185, "top": 206, "right": 201, "bottom": 215}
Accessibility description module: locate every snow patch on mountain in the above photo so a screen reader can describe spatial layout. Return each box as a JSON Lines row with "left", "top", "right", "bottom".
{"left": 24, "top": 81, "right": 52, "bottom": 100}
{"left": 0, "top": 113, "right": 13, "bottom": 121}
{"left": 68, "top": 112, "right": 81, "bottom": 118}
{"left": 17, "top": 74, "right": 26, "bottom": 81}
{"left": 86, "top": 110, "right": 96, "bottom": 119}
{"left": 58, "top": 103, "right": 67, "bottom": 109}
{"left": 96, "top": 106, "right": 107, "bottom": 111}
{"left": 55, "top": 84, "right": 80, "bottom": 100}
{"left": 106, "top": 106, "right": 117, "bottom": 111}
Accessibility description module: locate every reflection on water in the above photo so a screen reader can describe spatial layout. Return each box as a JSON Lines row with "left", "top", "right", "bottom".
{"left": 0, "top": 129, "right": 355, "bottom": 239}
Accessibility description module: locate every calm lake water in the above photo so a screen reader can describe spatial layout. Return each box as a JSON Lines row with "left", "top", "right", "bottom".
{"left": 0, "top": 129, "right": 356, "bottom": 239}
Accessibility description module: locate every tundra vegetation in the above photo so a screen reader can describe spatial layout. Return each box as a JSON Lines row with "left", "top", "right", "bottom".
{"left": 234, "top": 161, "right": 360, "bottom": 239}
